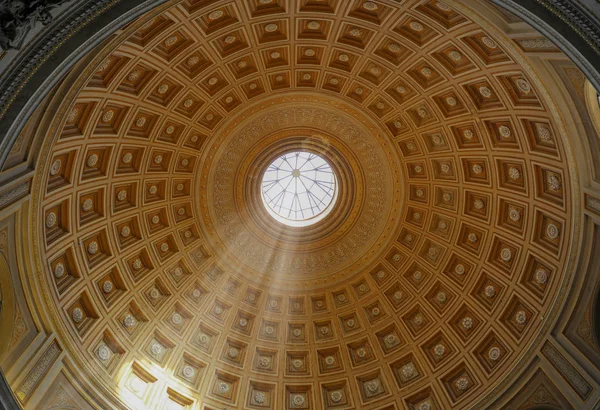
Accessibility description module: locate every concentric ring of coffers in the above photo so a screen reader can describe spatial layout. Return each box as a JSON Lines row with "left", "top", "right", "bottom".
{"left": 30, "top": 0, "right": 576, "bottom": 409}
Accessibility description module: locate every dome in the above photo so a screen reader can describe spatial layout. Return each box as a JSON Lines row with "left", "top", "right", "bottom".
{"left": 0, "top": 1, "right": 599, "bottom": 409}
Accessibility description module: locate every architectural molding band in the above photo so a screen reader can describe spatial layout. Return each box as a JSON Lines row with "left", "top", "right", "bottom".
{"left": 0, "top": 0, "right": 169, "bottom": 168}
{"left": 490, "top": 0, "right": 600, "bottom": 91}
{"left": 539, "top": 0, "right": 600, "bottom": 53}
{"left": 0, "top": 1, "right": 73, "bottom": 52}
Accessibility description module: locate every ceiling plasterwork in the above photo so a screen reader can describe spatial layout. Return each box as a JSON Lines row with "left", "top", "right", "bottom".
{"left": 22, "top": 0, "right": 581, "bottom": 408}
{"left": 202, "top": 95, "right": 400, "bottom": 284}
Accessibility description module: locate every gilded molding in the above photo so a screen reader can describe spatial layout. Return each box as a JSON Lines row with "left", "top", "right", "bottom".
{"left": 585, "top": 194, "right": 600, "bottom": 217}
{"left": 534, "top": 0, "right": 600, "bottom": 54}
{"left": 0, "top": 179, "right": 29, "bottom": 210}
{"left": 15, "top": 341, "right": 61, "bottom": 403}
{"left": 0, "top": 0, "right": 120, "bottom": 121}
{"left": 542, "top": 341, "right": 593, "bottom": 400}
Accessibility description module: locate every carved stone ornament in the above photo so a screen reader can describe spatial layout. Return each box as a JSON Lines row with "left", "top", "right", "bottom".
{"left": 0, "top": 0, "right": 70, "bottom": 50}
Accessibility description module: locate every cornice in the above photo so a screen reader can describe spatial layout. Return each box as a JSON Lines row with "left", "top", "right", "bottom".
{"left": 490, "top": 0, "right": 600, "bottom": 91}
{"left": 536, "top": 0, "right": 600, "bottom": 54}
{"left": 0, "top": 0, "right": 120, "bottom": 120}
{"left": 0, "top": 0, "right": 168, "bottom": 169}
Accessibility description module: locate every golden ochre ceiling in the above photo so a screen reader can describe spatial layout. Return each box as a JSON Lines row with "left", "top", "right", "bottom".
{"left": 23, "top": 0, "right": 582, "bottom": 409}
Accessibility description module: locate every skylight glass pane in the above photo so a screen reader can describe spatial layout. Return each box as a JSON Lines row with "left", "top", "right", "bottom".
{"left": 261, "top": 151, "right": 337, "bottom": 227}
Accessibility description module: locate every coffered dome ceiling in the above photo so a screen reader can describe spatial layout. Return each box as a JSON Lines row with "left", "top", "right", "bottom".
{"left": 13, "top": 0, "right": 587, "bottom": 409}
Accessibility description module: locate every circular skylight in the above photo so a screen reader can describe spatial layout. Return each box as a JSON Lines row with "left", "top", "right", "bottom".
{"left": 261, "top": 151, "right": 337, "bottom": 227}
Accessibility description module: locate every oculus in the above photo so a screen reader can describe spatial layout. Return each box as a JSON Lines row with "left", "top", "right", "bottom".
{"left": 260, "top": 151, "right": 337, "bottom": 227}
